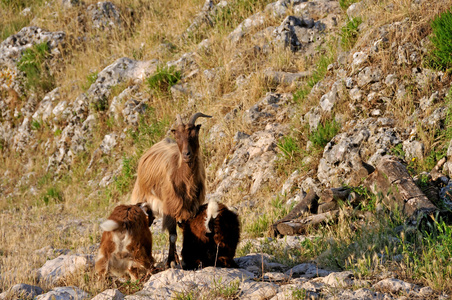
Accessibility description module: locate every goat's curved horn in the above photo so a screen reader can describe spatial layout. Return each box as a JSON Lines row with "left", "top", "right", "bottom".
{"left": 176, "top": 114, "right": 184, "bottom": 125}
{"left": 188, "top": 112, "right": 212, "bottom": 125}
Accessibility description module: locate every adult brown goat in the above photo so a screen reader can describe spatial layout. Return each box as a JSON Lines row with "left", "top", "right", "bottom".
{"left": 95, "top": 203, "right": 155, "bottom": 280}
{"left": 130, "top": 112, "right": 211, "bottom": 267}
{"left": 180, "top": 200, "right": 240, "bottom": 270}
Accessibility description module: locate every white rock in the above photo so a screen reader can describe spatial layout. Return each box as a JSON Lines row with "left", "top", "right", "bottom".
{"left": 285, "top": 263, "right": 330, "bottom": 279}
{"left": 322, "top": 271, "right": 354, "bottom": 287}
{"left": 36, "top": 254, "right": 93, "bottom": 284}
{"left": 239, "top": 280, "right": 279, "bottom": 300}
{"left": 36, "top": 287, "right": 89, "bottom": 300}
{"left": 373, "top": 278, "right": 418, "bottom": 294}
{"left": 92, "top": 289, "right": 124, "bottom": 300}
{"left": 352, "top": 51, "right": 369, "bottom": 67}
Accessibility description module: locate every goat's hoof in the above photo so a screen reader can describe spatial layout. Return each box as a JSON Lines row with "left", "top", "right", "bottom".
{"left": 170, "top": 261, "right": 177, "bottom": 269}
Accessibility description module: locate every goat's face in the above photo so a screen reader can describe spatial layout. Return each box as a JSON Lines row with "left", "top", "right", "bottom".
{"left": 172, "top": 124, "right": 201, "bottom": 163}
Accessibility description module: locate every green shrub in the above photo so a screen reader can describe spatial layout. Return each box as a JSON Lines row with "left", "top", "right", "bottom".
{"left": 277, "top": 136, "right": 301, "bottom": 161}
{"left": 427, "top": 9, "right": 452, "bottom": 71}
{"left": 309, "top": 119, "right": 340, "bottom": 149}
{"left": 17, "top": 42, "right": 54, "bottom": 94}
{"left": 146, "top": 65, "right": 181, "bottom": 95}
{"left": 31, "top": 119, "right": 41, "bottom": 131}
{"left": 340, "top": 17, "right": 362, "bottom": 50}
{"left": 42, "top": 186, "right": 64, "bottom": 205}
{"left": 82, "top": 71, "right": 98, "bottom": 91}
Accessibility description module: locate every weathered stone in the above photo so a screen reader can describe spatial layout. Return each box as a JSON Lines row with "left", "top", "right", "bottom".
{"left": 264, "top": 69, "right": 311, "bottom": 86}
{"left": 32, "top": 88, "right": 61, "bottom": 121}
{"left": 36, "top": 287, "right": 89, "bottom": 300}
{"left": 319, "top": 81, "right": 340, "bottom": 113}
{"left": 244, "top": 93, "right": 292, "bottom": 126}
{"left": 373, "top": 278, "right": 418, "bottom": 294}
{"left": 402, "top": 140, "right": 424, "bottom": 161}
{"left": 439, "top": 181, "right": 452, "bottom": 210}
{"left": 285, "top": 263, "right": 331, "bottom": 278}
{"left": 86, "top": 57, "right": 158, "bottom": 113}
{"left": 211, "top": 121, "right": 289, "bottom": 200}
{"left": 322, "top": 271, "right": 354, "bottom": 287}
{"left": 317, "top": 118, "right": 401, "bottom": 187}
{"left": 263, "top": 272, "right": 290, "bottom": 282}
{"left": 357, "top": 67, "right": 382, "bottom": 87}
{"left": 36, "top": 254, "right": 94, "bottom": 284}
{"left": 327, "top": 288, "right": 387, "bottom": 300}
{"left": 100, "top": 133, "right": 118, "bottom": 154}
{"left": 92, "top": 289, "right": 125, "bottom": 300}
{"left": 239, "top": 281, "right": 279, "bottom": 300}
{"left": 352, "top": 51, "right": 369, "bottom": 68}
{"left": 273, "top": 15, "right": 325, "bottom": 52}
{"left": 87, "top": 2, "right": 122, "bottom": 31}
{"left": 0, "top": 284, "right": 44, "bottom": 299}
{"left": 304, "top": 106, "right": 322, "bottom": 131}
{"left": 384, "top": 74, "right": 397, "bottom": 86}
{"left": 229, "top": 12, "right": 266, "bottom": 43}
{"left": 0, "top": 26, "right": 65, "bottom": 69}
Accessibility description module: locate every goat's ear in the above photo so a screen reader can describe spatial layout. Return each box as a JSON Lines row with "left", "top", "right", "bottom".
{"left": 195, "top": 124, "right": 201, "bottom": 132}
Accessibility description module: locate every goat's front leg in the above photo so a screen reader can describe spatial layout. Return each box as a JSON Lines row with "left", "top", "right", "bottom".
{"left": 163, "top": 215, "right": 179, "bottom": 268}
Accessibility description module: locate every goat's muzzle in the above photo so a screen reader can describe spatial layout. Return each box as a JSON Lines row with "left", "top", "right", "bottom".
{"left": 182, "top": 151, "right": 193, "bottom": 163}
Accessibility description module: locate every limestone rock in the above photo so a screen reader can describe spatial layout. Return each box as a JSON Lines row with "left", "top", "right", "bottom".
{"left": 372, "top": 278, "right": 418, "bottom": 294}
{"left": 36, "top": 287, "right": 89, "bottom": 300}
{"left": 86, "top": 2, "right": 122, "bottom": 31}
{"left": 239, "top": 281, "right": 279, "bottom": 300}
{"left": 36, "top": 254, "right": 94, "bottom": 284}
{"left": 285, "top": 263, "right": 331, "bottom": 279}
{"left": 92, "top": 289, "right": 125, "bottom": 300}
{"left": 317, "top": 118, "right": 401, "bottom": 187}
{"left": 86, "top": 57, "right": 158, "bottom": 113}
{"left": 0, "top": 284, "right": 44, "bottom": 299}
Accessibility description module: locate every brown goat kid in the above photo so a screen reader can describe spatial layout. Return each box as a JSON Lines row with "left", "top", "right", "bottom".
{"left": 131, "top": 112, "right": 211, "bottom": 267}
{"left": 180, "top": 200, "right": 240, "bottom": 270}
{"left": 95, "top": 203, "right": 155, "bottom": 280}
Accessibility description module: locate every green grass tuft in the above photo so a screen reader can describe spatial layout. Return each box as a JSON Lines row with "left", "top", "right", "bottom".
{"left": 146, "top": 65, "right": 181, "bottom": 95}
{"left": 426, "top": 9, "right": 452, "bottom": 71}
{"left": 309, "top": 119, "right": 340, "bottom": 150}
{"left": 340, "top": 17, "right": 362, "bottom": 50}
{"left": 17, "top": 42, "right": 54, "bottom": 95}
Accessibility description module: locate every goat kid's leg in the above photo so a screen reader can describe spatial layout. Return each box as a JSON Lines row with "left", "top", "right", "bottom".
{"left": 163, "top": 215, "right": 180, "bottom": 268}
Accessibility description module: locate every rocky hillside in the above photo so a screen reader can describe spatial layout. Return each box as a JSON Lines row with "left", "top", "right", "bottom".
{"left": 1, "top": 0, "right": 452, "bottom": 299}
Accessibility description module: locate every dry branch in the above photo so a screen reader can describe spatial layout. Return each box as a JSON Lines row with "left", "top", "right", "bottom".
{"left": 364, "top": 156, "right": 437, "bottom": 218}
{"left": 319, "top": 187, "right": 351, "bottom": 203}
{"left": 269, "top": 190, "right": 318, "bottom": 237}
{"left": 275, "top": 210, "right": 339, "bottom": 236}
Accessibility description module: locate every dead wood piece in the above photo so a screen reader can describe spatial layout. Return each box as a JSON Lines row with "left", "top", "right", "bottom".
{"left": 364, "top": 156, "right": 437, "bottom": 218}
{"left": 276, "top": 210, "right": 339, "bottom": 236}
{"left": 318, "top": 201, "right": 338, "bottom": 214}
{"left": 430, "top": 157, "right": 447, "bottom": 182}
{"left": 319, "top": 187, "right": 351, "bottom": 203}
{"left": 269, "top": 190, "right": 319, "bottom": 237}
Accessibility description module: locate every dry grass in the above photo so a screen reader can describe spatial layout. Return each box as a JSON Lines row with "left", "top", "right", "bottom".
{"left": 2, "top": 0, "right": 452, "bottom": 297}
